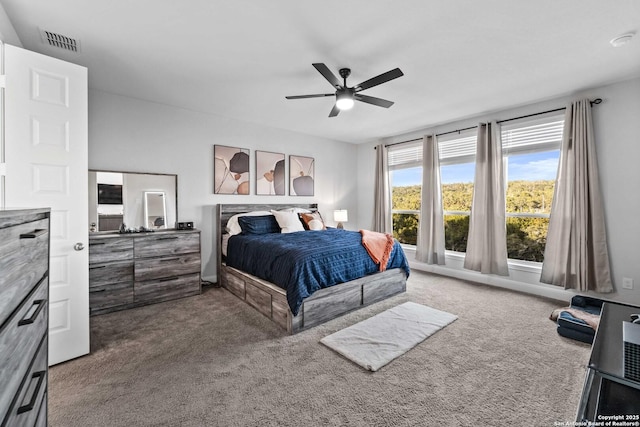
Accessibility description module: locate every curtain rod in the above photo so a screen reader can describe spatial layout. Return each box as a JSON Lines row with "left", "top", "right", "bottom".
{"left": 377, "top": 98, "right": 602, "bottom": 149}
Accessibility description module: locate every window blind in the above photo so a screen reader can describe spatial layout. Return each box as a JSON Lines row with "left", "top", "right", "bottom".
{"left": 387, "top": 112, "right": 564, "bottom": 169}
{"left": 501, "top": 114, "right": 564, "bottom": 154}
{"left": 438, "top": 129, "right": 477, "bottom": 165}
{"left": 388, "top": 141, "right": 422, "bottom": 170}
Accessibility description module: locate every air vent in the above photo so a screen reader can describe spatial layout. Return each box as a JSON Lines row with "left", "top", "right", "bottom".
{"left": 39, "top": 29, "right": 80, "bottom": 53}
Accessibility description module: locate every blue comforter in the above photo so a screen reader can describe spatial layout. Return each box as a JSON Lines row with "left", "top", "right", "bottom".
{"left": 225, "top": 229, "right": 410, "bottom": 316}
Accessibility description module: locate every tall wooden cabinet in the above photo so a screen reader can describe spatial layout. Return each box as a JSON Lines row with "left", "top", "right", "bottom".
{"left": 0, "top": 208, "right": 50, "bottom": 427}
{"left": 89, "top": 229, "right": 201, "bottom": 315}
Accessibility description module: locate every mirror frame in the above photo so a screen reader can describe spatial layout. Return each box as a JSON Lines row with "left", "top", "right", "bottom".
{"left": 144, "top": 191, "right": 168, "bottom": 229}
{"left": 89, "top": 169, "right": 178, "bottom": 233}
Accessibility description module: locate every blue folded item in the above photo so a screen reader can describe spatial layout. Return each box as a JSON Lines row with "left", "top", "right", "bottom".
{"left": 555, "top": 296, "right": 603, "bottom": 344}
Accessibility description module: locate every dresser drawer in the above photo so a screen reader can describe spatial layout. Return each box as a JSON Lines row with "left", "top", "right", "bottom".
{"left": 0, "top": 277, "right": 48, "bottom": 417}
{"left": 89, "top": 282, "right": 134, "bottom": 314}
{"left": 34, "top": 392, "right": 47, "bottom": 427}
{"left": 134, "top": 253, "right": 201, "bottom": 282}
{"left": 89, "top": 260, "right": 134, "bottom": 288}
{"left": 0, "top": 219, "right": 49, "bottom": 327}
{"left": 89, "top": 237, "right": 133, "bottom": 264}
{"left": 3, "top": 335, "right": 48, "bottom": 427}
{"left": 134, "top": 273, "right": 201, "bottom": 304}
{"left": 134, "top": 232, "right": 199, "bottom": 258}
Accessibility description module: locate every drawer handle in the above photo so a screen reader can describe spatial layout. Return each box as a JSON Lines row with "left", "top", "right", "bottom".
{"left": 162, "top": 257, "right": 180, "bottom": 262}
{"left": 18, "top": 299, "right": 47, "bottom": 326}
{"left": 19, "top": 229, "right": 47, "bottom": 239}
{"left": 91, "top": 242, "right": 106, "bottom": 246}
{"left": 91, "top": 289, "right": 107, "bottom": 293}
{"left": 157, "top": 236, "right": 179, "bottom": 241}
{"left": 158, "top": 276, "right": 180, "bottom": 282}
{"left": 90, "top": 265, "right": 107, "bottom": 270}
{"left": 17, "top": 371, "right": 46, "bottom": 414}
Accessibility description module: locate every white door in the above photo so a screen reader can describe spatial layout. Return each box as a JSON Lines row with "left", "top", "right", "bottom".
{"left": 3, "top": 43, "right": 89, "bottom": 365}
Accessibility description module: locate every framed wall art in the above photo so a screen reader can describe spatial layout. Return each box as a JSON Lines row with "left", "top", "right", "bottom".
{"left": 214, "top": 145, "right": 250, "bottom": 195}
{"left": 289, "top": 155, "right": 314, "bottom": 196}
{"left": 256, "top": 151, "right": 285, "bottom": 195}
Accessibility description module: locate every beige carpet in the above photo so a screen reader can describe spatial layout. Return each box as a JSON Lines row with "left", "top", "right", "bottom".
{"left": 49, "top": 271, "right": 590, "bottom": 426}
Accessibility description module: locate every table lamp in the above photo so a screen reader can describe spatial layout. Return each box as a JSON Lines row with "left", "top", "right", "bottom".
{"left": 333, "top": 209, "right": 348, "bottom": 229}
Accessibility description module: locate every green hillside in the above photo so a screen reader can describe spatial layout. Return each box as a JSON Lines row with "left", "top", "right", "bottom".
{"left": 392, "top": 180, "right": 555, "bottom": 262}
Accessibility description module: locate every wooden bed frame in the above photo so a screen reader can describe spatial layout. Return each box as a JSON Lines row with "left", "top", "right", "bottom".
{"left": 216, "top": 204, "right": 407, "bottom": 334}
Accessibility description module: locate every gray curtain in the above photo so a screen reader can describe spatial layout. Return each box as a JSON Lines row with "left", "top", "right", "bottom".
{"left": 373, "top": 143, "right": 392, "bottom": 233}
{"left": 540, "top": 100, "right": 613, "bottom": 292}
{"left": 416, "top": 135, "right": 445, "bottom": 264}
{"left": 464, "top": 122, "right": 509, "bottom": 276}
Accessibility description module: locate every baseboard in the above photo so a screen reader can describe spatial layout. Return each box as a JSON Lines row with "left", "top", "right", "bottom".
{"left": 407, "top": 254, "right": 576, "bottom": 303}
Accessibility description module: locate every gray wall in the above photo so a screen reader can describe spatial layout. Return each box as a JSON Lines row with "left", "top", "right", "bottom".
{"left": 87, "top": 89, "right": 358, "bottom": 281}
{"left": 357, "top": 77, "right": 640, "bottom": 305}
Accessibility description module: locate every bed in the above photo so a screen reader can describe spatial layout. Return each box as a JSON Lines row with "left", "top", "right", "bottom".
{"left": 216, "top": 203, "right": 409, "bottom": 334}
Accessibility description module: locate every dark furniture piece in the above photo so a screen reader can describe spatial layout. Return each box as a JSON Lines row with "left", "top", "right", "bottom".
{"left": 217, "top": 203, "right": 407, "bottom": 334}
{"left": 0, "top": 208, "right": 50, "bottom": 427}
{"left": 577, "top": 302, "right": 640, "bottom": 421}
{"left": 89, "top": 229, "right": 201, "bottom": 315}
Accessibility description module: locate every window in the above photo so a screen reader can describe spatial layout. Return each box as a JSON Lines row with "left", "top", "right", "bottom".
{"left": 439, "top": 130, "right": 477, "bottom": 253}
{"left": 386, "top": 111, "right": 563, "bottom": 263}
{"left": 389, "top": 141, "right": 422, "bottom": 245}
{"left": 502, "top": 114, "right": 563, "bottom": 262}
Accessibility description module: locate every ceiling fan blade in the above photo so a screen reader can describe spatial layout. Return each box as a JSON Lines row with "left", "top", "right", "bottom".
{"left": 354, "top": 68, "right": 404, "bottom": 92}
{"left": 354, "top": 94, "right": 394, "bottom": 108}
{"left": 313, "top": 63, "right": 343, "bottom": 89}
{"left": 286, "top": 94, "right": 334, "bottom": 99}
{"left": 328, "top": 104, "right": 340, "bottom": 117}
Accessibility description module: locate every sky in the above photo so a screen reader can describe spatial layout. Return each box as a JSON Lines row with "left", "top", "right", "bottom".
{"left": 392, "top": 150, "right": 560, "bottom": 186}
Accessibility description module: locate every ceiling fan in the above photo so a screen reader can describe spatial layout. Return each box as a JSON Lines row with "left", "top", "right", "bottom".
{"left": 286, "top": 63, "right": 404, "bottom": 117}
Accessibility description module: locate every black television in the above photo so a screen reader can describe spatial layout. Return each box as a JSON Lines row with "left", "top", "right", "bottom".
{"left": 97, "top": 184, "right": 123, "bottom": 205}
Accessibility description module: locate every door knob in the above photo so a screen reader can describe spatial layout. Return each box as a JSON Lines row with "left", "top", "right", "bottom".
{"left": 74, "top": 242, "right": 85, "bottom": 251}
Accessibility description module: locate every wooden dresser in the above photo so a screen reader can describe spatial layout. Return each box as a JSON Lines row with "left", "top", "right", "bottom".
{"left": 0, "top": 208, "right": 50, "bottom": 427}
{"left": 89, "top": 229, "right": 201, "bottom": 315}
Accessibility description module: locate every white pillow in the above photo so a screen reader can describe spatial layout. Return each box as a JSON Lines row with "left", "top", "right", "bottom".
{"left": 226, "top": 211, "right": 273, "bottom": 236}
{"left": 271, "top": 210, "right": 305, "bottom": 233}
{"left": 307, "top": 219, "right": 324, "bottom": 230}
{"left": 277, "top": 207, "right": 312, "bottom": 214}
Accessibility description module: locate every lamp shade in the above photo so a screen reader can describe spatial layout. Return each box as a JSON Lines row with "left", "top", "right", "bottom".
{"left": 333, "top": 209, "right": 348, "bottom": 222}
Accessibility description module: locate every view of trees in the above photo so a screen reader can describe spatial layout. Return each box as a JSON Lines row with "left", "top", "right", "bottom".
{"left": 392, "top": 180, "right": 555, "bottom": 262}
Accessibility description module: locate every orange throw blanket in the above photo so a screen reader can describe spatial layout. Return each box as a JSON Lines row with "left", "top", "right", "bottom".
{"left": 360, "top": 229, "right": 394, "bottom": 272}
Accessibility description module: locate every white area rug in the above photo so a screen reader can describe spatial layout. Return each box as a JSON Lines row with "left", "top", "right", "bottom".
{"left": 320, "top": 301, "right": 457, "bottom": 371}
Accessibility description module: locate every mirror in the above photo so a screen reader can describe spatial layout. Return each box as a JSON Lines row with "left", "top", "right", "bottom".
{"left": 88, "top": 170, "right": 177, "bottom": 232}
{"left": 144, "top": 191, "right": 167, "bottom": 229}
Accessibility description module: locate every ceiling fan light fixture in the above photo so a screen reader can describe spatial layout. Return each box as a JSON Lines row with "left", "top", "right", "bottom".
{"left": 336, "top": 91, "right": 354, "bottom": 110}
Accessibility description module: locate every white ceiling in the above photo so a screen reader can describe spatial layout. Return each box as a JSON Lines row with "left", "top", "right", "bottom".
{"left": 2, "top": 0, "right": 639, "bottom": 144}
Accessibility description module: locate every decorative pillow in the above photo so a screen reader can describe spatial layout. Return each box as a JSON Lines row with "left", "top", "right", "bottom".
{"left": 226, "top": 211, "right": 272, "bottom": 236}
{"left": 238, "top": 215, "right": 281, "bottom": 235}
{"left": 271, "top": 209, "right": 305, "bottom": 233}
{"left": 299, "top": 212, "right": 326, "bottom": 231}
